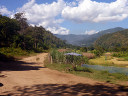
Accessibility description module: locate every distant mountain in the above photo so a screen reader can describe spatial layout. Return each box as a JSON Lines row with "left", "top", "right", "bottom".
{"left": 79, "top": 27, "right": 124, "bottom": 46}
{"left": 95, "top": 29, "right": 128, "bottom": 50}
{"left": 55, "top": 27, "right": 124, "bottom": 46}
{"left": 55, "top": 34, "right": 88, "bottom": 45}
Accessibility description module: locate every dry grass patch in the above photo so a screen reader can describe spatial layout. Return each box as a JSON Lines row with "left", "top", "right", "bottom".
{"left": 89, "top": 55, "right": 128, "bottom": 67}
{"left": 89, "top": 56, "right": 114, "bottom": 65}
{"left": 110, "top": 58, "right": 128, "bottom": 65}
{"left": 58, "top": 49, "right": 70, "bottom": 53}
{"left": 82, "top": 53, "right": 95, "bottom": 59}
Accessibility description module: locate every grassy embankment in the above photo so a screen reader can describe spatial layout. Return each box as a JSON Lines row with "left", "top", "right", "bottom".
{"left": 0, "top": 47, "right": 48, "bottom": 61}
{"left": 44, "top": 49, "right": 128, "bottom": 85}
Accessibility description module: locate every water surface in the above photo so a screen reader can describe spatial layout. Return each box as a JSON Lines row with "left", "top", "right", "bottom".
{"left": 82, "top": 64, "right": 128, "bottom": 75}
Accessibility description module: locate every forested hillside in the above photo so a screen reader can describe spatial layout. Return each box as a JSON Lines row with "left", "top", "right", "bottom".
{"left": 0, "top": 13, "right": 72, "bottom": 55}
{"left": 94, "top": 29, "right": 128, "bottom": 51}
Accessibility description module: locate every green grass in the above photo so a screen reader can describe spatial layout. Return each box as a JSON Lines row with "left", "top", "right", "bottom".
{"left": 0, "top": 47, "right": 39, "bottom": 61}
{"left": 45, "top": 62, "right": 128, "bottom": 85}
{"left": 45, "top": 50, "right": 128, "bottom": 85}
{"left": 112, "top": 52, "right": 128, "bottom": 57}
{"left": 88, "top": 55, "right": 128, "bottom": 67}
{"left": 118, "top": 57, "right": 128, "bottom": 61}
{"left": 0, "top": 47, "right": 29, "bottom": 56}
{"left": 89, "top": 56, "right": 114, "bottom": 66}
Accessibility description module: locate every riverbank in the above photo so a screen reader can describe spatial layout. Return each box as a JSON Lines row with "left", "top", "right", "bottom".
{"left": 45, "top": 63, "right": 128, "bottom": 85}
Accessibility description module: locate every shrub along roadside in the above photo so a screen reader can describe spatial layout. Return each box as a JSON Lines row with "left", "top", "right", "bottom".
{"left": 0, "top": 47, "right": 28, "bottom": 56}
{"left": 0, "top": 47, "right": 43, "bottom": 61}
{"left": 50, "top": 49, "right": 88, "bottom": 66}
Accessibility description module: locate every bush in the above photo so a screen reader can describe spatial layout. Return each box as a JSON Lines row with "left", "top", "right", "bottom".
{"left": 91, "top": 49, "right": 103, "bottom": 57}
{"left": 50, "top": 49, "right": 88, "bottom": 65}
{"left": 75, "top": 66, "right": 93, "bottom": 73}
{"left": 80, "top": 47, "right": 87, "bottom": 52}
{"left": 0, "top": 47, "right": 28, "bottom": 56}
{"left": 112, "top": 52, "right": 128, "bottom": 57}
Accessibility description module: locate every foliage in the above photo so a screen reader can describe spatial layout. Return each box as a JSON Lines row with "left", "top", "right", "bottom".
{"left": 50, "top": 49, "right": 88, "bottom": 66}
{"left": 112, "top": 52, "right": 128, "bottom": 61}
{"left": 91, "top": 49, "right": 104, "bottom": 56}
{"left": 45, "top": 60, "right": 128, "bottom": 84}
{"left": 0, "top": 14, "right": 20, "bottom": 47}
{"left": 95, "top": 29, "right": 128, "bottom": 51}
{"left": 0, "top": 47, "right": 29, "bottom": 56}
{"left": 79, "top": 27, "right": 124, "bottom": 47}
{"left": 0, "top": 13, "right": 74, "bottom": 57}
{"left": 80, "top": 47, "right": 87, "bottom": 52}
{"left": 112, "top": 52, "right": 128, "bottom": 57}
{"left": 14, "top": 13, "right": 28, "bottom": 35}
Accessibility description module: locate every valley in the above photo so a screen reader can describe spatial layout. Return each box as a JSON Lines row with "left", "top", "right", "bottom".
{"left": 1, "top": 12, "right": 128, "bottom": 96}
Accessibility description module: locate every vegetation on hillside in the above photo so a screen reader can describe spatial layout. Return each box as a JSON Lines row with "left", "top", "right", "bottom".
{"left": 79, "top": 27, "right": 124, "bottom": 46}
{"left": 94, "top": 29, "right": 128, "bottom": 51}
{"left": 0, "top": 13, "right": 74, "bottom": 59}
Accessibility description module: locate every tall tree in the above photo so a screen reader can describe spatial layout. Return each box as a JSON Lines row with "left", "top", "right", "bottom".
{"left": 14, "top": 13, "right": 28, "bottom": 35}
{"left": 0, "top": 15, "right": 20, "bottom": 47}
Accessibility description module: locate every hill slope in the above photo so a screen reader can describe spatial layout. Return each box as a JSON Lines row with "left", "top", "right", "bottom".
{"left": 55, "top": 34, "right": 88, "bottom": 45}
{"left": 79, "top": 27, "right": 124, "bottom": 46}
{"left": 0, "top": 14, "right": 72, "bottom": 51}
{"left": 95, "top": 29, "right": 128, "bottom": 50}
{"left": 55, "top": 27, "right": 124, "bottom": 46}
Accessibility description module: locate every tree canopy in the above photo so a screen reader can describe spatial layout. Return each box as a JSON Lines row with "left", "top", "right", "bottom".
{"left": 0, "top": 13, "right": 73, "bottom": 52}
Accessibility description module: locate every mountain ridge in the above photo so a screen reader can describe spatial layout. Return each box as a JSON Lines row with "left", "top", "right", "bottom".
{"left": 55, "top": 27, "right": 124, "bottom": 46}
{"left": 94, "top": 29, "right": 128, "bottom": 50}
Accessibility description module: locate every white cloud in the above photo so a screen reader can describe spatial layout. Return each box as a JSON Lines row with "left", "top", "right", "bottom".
{"left": 2, "top": 0, "right": 128, "bottom": 35}
{"left": 85, "top": 30, "right": 98, "bottom": 35}
{"left": 62, "top": 0, "right": 128, "bottom": 23}
{"left": 17, "top": 0, "right": 69, "bottom": 34}
{"left": 0, "top": 6, "right": 12, "bottom": 15}
{"left": 47, "top": 27, "right": 69, "bottom": 34}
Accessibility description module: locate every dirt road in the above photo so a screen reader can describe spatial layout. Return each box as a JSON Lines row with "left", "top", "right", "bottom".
{"left": 0, "top": 53, "right": 128, "bottom": 96}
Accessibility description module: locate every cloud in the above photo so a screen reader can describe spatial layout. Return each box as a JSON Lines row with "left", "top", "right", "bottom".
{"left": 47, "top": 27, "right": 69, "bottom": 35}
{"left": 2, "top": 0, "right": 128, "bottom": 35}
{"left": 85, "top": 30, "right": 98, "bottom": 35}
{"left": 62, "top": 0, "right": 128, "bottom": 23}
{"left": 17, "top": 0, "right": 69, "bottom": 34}
{"left": 0, "top": 6, "right": 12, "bottom": 15}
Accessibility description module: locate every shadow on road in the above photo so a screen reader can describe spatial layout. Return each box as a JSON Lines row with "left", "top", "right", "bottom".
{"left": 4, "top": 83, "right": 128, "bottom": 96}
{"left": 0, "top": 53, "right": 44, "bottom": 71}
{"left": 0, "top": 61, "right": 44, "bottom": 71}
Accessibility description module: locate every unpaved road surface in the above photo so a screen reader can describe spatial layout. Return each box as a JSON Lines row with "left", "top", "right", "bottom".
{"left": 0, "top": 53, "right": 128, "bottom": 96}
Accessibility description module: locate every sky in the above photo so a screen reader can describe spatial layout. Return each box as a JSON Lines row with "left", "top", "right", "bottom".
{"left": 0, "top": 0, "right": 128, "bottom": 35}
